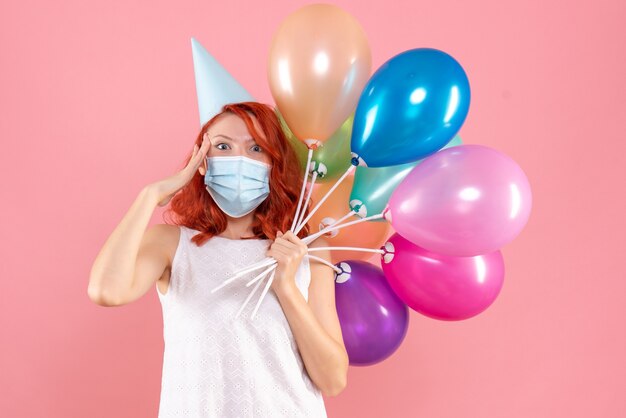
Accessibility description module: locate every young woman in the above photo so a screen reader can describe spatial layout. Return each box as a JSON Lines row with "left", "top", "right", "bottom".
{"left": 88, "top": 102, "right": 348, "bottom": 417}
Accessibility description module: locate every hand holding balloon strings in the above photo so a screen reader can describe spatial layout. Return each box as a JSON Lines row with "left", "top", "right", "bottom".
{"left": 210, "top": 208, "right": 388, "bottom": 296}
{"left": 210, "top": 207, "right": 388, "bottom": 321}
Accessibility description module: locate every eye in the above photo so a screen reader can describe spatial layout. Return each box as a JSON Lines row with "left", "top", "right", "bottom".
{"left": 251, "top": 144, "right": 263, "bottom": 152}
{"left": 216, "top": 143, "right": 230, "bottom": 150}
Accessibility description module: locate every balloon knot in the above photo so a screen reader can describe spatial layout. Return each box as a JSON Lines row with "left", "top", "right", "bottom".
{"left": 304, "top": 138, "right": 322, "bottom": 150}
{"left": 382, "top": 207, "right": 391, "bottom": 222}
{"left": 381, "top": 241, "right": 395, "bottom": 264}
{"left": 350, "top": 152, "right": 367, "bottom": 167}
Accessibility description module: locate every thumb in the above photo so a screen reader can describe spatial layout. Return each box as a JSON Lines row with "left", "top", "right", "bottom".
{"left": 277, "top": 230, "right": 283, "bottom": 237}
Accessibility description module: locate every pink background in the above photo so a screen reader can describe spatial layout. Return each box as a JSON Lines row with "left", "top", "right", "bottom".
{"left": 1, "top": 0, "right": 625, "bottom": 416}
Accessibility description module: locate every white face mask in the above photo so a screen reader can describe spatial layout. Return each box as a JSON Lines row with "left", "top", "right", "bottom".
{"left": 203, "top": 155, "right": 271, "bottom": 218}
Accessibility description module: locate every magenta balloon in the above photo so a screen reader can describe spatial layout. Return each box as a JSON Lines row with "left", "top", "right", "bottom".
{"left": 386, "top": 144, "right": 532, "bottom": 256}
{"left": 381, "top": 233, "right": 505, "bottom": 321}
{"left": 334, "top": 260, "right": 409, "bottom": 366}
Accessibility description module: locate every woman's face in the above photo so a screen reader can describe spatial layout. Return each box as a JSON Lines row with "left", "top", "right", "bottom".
{"left": 203, "top": 112, "right": 272, "bottom": 167}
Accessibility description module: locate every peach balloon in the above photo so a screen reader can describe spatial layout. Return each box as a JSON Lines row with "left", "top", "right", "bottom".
{"left": 308, "top": 174, "right": 390, "bottom": 264}
{"left": 267, "top": 4, "right": 371, "bottom": 144}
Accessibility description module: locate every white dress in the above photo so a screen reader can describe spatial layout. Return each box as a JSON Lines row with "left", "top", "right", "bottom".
{"left": 156, "top": 225, "right": 327, "bottom": 417}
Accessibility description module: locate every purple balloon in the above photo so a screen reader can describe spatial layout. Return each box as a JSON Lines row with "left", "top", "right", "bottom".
{"left": 334, "top": 260, "right": 409, "bottom": 366}
{"left": 381, "top": 233, "right": 505, "bottom": 321}
{"left": 385, "top": 144, "right": 532, "bottom": 256}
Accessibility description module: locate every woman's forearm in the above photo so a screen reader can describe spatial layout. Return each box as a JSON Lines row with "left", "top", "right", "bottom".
{"left": 274, "top": 280, "right": 349, "bottom": 397}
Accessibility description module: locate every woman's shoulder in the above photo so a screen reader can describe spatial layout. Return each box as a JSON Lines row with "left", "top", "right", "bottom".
{"left": 149, "top": 223, "right": 182, "bottom": 239}
{"left": 148, "top": 223, "right": 183, "bottom": 266}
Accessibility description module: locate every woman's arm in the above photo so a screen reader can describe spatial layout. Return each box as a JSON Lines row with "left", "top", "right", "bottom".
{"left": 87, "top": 186, "right": 165, "bottom": 306}
{"left": 88, "top": 136, "right": 212, "bottom": 306}
{"left": 269, "top": 232, "right": 349, "bottom": 397}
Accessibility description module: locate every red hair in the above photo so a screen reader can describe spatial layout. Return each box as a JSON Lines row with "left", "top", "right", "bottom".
{"left": 163, "top": 102, "right": 311, "bottom": 246}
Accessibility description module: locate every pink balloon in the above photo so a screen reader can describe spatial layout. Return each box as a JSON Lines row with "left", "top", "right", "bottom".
{"left": 385, "top": 144, "right": 532, "bottom": 256}
{"left": 381, "top": 233, "right": 505, "bottom": 321}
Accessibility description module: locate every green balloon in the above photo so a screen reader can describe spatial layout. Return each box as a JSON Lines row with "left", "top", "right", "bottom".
{"left": 277, "top": 108, "right": 352, "bottom": 182}
{"left": 350, "top": 134, "right": 463, "bottom": 221}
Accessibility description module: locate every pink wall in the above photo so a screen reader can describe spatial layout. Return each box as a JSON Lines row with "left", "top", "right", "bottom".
{"left": 1, "top": 0, "right": 624, "bottom": 416}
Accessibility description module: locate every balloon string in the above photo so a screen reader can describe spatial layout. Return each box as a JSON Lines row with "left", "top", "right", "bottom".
{"left": 228, "top": 256, "right": 275, "bottom": 278}
{"left": 327, "top": 210, "right": 357, "bottom": 229}
{"left": 299, "top": 209, "right": 357, "bottom": 245}
{"left": 235, "top": 266, "right": 275, "bottom": 319}
{"left": 295, "top": 164, "right": 356, "bottom": 234}
{"left": 295, "top": 170, "right": 318, "bottom": 229}
{"left": 245, "top": 264, "right": 278, "bottom": 287}
{"left": 250, "top": 269, "right": 276, "bottom": 320}
{"left": 305, "top": 254, "right": 342, "bottom": 273}
{"left": 303, "top": 212, "right": 385, "bottom": 245}
{"left": 212, "top": 257, "right": 275, "bottom": 293}
{"left": 291, "top": 147, "right": 314, "bottom": 232}
{"left": 303, "top": 210, "right": 380, "bottom": 244}
{"left": 308, "top": 246, "right": 384, "bottom": 254}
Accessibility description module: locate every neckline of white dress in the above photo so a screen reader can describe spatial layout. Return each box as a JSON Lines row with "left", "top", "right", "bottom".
{"left": 183, "top": 226, "right": 271, "bottom": 242}
{"left": 212, "top": 235, "right": 271, "bottom": 242}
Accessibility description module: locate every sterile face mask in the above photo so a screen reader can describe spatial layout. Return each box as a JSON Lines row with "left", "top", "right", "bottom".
{"left": 203, "top": 155, "right": 271, "bottom": 218}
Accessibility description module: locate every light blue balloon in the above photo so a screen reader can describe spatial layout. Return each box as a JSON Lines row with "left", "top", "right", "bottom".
{"left": 350, "top": 135, "right": 463, "bottom": 221}
{"left": 351, "top": 48, "right": 470, "bottom": 167}
{"left": 191, "top": 37, "right": 255, "bottom": 127}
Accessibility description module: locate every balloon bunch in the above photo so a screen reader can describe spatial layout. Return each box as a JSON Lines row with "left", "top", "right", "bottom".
{"left": 192, "top": 3, "right": 532, "bottom": 366}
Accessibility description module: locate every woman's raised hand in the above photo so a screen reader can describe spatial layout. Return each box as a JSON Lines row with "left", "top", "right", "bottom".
{"left": 150, "top": 133, "right": 212, "bottom": 207}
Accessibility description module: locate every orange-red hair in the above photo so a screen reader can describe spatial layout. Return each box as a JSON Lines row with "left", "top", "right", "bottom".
{"left": 163, "top": 102, "right": 311, "bottom": 246}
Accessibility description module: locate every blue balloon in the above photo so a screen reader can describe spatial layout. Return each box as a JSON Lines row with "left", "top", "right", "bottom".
{"left": 350, "top": 48, "right": 471, "bottom": 167}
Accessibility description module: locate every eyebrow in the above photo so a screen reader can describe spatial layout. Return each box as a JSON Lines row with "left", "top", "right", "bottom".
{"left": 212, "top": 134, "right": 256, "bottom": 143}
